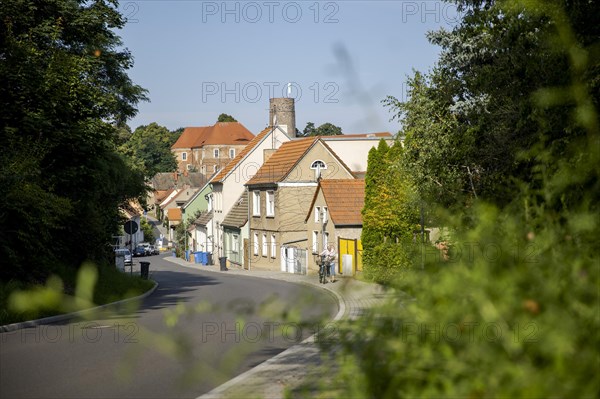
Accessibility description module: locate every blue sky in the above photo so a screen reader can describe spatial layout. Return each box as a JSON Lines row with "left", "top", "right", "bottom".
{"left": 118, "top": 1, "right": 462, "bottom": 134}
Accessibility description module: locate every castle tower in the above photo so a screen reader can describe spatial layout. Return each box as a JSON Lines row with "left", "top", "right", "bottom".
{"left": 269, "top": 98, "right": 296, "bottom": 137}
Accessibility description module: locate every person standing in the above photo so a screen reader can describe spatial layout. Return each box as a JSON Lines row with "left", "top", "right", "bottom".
{"left": 320, "top": 244, "right": 337, "bottom": 283}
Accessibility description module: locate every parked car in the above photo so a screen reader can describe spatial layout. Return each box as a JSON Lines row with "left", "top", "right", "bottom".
{"left": 133, "top": 246, "right": 146, "bottom": 257}
{"left": 115, "top": 248, "right": 132, "bottom": 265}
{"left": 149, "top": 245, "right": 160, "bottom": 255}
{"left": 139, "top": 242, "right": 152, "bottom": 256}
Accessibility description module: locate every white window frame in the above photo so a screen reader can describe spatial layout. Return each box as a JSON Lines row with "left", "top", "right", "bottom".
{"left": 253, "top": 233, "right": 259, "bottom": 255}
{"left": 323, "top": 232, "right": 329, "bottom": 249}
{"left": 229, "top": 148, "right": 235, "bottom": 158}
{"left": 266, "top": 191, "right": 275, "bottom": 217}
{"left": 232, "top": 234, "right": 239, "bottom": 253}
{"left": 322, "top": 206, "right": 328, "bottom": 223}
{"left": 314, "top": 206, "right": 321, "bottom": 223}
{"left": 271, "top": 234, "right": 276, "bottom": 258}
{"left": 182, "top": 152, "right": 187, "bottom": 161}
{"left": 214, "top": 164, "right": 220, "bottom": 172}
{"left": 312, "top": 231, "right": 319, "bottom": 254}
{"left": 214, "top": 148, "right": 220, "bottom": 158}
{"left": 253, "top": 191, "right": 261, "bottom": 216}
{"left": 310, "top": 160, "right": 327, "bottom": 179}
{"left": 262, "top": 233, "right": 267, "bottom": 257}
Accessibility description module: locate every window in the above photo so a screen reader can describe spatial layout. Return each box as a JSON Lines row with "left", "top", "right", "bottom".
{"left": 186, "top": 164, "right": 193, "bottom": 171}
{"left": 229, "top": 148, "right": 235, "bottom": 158}
{"left": 310, "top": 160, "right": 327, "bottom": 179}
{"left": 253, "top": 233, "right": 259, "bottom": 255}
{"left": 182, "top": 152, "right": 187, "bottom": 161}
{"left": 312, "top": 231, "right": 319, "bottom": 253}
{"left": 253, "top": 191, "right": 261, "bottom": 216}
{"left": 266, "top": 191, "right": 275, "bottom": 217}
{"left": 201, "top": 165, "right": 206, "bottom": 174}
{"left": 323, "top": 232, "right": 330, "bottom": 249}
{"left": 214, "top": 149, "right": 220, "bottom": 158}
{"left": 232, "top": 234, "right": 239, "bottom": 253}
{"left": 314, "top": 206, "right": 321, "bottom": 223}
{"left": 262, "top": 233, "right": 267, "bottom": 257}
{"left": 271, "top": 235, "right": 276, "bottom": 258}
{"left": 322, "top": 206, "right": 328, "bottom": 223}
{"left": 214, "top": 164, "right": 220, "bottom": 172}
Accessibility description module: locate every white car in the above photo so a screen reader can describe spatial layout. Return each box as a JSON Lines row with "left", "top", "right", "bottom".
{"left": 115, "top": 248, "right": 132, "bottom": 265}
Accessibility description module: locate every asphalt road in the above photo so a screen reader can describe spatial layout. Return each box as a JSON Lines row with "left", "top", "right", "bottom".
{"left": 0, "top": 255, "right": 338, "bottom": 399}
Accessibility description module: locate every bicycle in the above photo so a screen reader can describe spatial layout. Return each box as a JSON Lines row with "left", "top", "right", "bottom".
{"left": 316, "top": 255, "right": 328, "bottom": 284}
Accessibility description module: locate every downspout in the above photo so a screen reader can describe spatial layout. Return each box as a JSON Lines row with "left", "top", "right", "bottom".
{"left": 247, "top": 185, "right": 251, "bottom": 271}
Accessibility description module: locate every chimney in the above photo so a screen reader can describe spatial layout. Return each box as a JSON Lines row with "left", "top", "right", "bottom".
{"left": 269, "top": 98, "right": 296, "bottom": 137}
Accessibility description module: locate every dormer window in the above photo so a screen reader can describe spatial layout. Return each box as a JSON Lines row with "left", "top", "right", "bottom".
{"left": 310, "top": 160, "right": 327, "bottom": 179}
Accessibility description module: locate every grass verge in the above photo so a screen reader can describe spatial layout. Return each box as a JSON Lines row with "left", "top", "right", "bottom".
{"left": 0, "top": 263, "right": 154, "bottom": 326}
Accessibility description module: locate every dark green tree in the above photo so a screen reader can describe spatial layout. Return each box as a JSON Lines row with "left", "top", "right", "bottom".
{"left": 217, "top": 113, "right": 237, "bottom": 122}
{"left": 0, "top": 0, "right": 147, "bottom": 280}
{"left": 300, "top": 122, "right": 343, "bottom": 136}
{"left": 120, "top": 123, "right": 178, "bottom": 178}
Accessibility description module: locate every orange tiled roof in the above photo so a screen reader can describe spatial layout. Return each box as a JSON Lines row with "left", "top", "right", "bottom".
{"left": 167, "top": 208, "right": 182, "bottom": 221}
{"left": 171, "top": 122, "right": 254, "bottom": 149}
{"left": 308, "top": 179, "right": 365, "bottom": 226}
{"left": 245, "top": 137, "right": 319, "bottom": 185}
{"left": 211, "top": 127, "right": 272, "bottom": 183}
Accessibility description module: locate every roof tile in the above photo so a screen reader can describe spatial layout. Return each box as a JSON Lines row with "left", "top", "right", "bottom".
{"left": 172, "top": 122, "right": 254, "bottom": 149}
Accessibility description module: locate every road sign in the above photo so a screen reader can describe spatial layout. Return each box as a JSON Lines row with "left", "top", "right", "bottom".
{"left": 124, "top": 220, "right": 138, "bottom": 235}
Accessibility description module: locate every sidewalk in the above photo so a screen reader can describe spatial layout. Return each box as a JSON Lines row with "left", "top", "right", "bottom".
{"left": 164, "top": 256, "right": 390, "bottom": 399}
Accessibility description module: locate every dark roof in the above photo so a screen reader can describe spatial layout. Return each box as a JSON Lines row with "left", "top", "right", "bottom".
{"left": 222, "top": 194, "right": 248, "bottom": 228}
{"left": 193, "top": 210, "right": 213, "bottom": 227}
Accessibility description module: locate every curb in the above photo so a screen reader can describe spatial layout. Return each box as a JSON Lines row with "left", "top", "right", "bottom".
{"left": 163, "top": 257, "right": 349, "bottom": 399}
{"left": 0, "top": 280, "right": 159, "bottom": 333}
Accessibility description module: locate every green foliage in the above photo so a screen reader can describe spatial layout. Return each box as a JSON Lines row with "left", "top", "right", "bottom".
{"left": 335, "top": 0, "right": 600, "bottom": 397}
{"left": 217, "top": 113, "right": 237, "bottom": 122}
{"left": 0, "top": 0, "right": 148, "bottom": 282}
{"left": 2, "top": 263, "right": 154, "bottom": 325}
{"left": 119, "top": 122, "right": 178, "bottom": 178}
{"left": 140, "top": 218, "right": 155, "bottom": 244}
{"left": 300, "top": 121, "right": 343, "bottom": 136}
{"left": 362, "top": 140, "right": 420, "bottom": 284}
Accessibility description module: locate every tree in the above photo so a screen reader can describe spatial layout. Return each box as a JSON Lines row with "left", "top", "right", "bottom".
{"left": 300, "top": 122, "right": 343, "bottom": 136}
{"left": 217, "top": 113, "right": 237, "bottom": 122}
{"left": 332, "top": 1, "right": 599, "bottom": 397}
{"left": 361, "top": 139, "right": 419, "bottom": 283}
{"left": 0, "top": 0, "right": 147, "bottom": 280}
{"left": 302, "top": 122, "right": 316, "bottom": 136}
{"left": 120, "top": 123, "right": 178, "bottom": 178}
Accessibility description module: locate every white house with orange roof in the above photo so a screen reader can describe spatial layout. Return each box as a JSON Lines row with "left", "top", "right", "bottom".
{"left": 209, "top": 124, "right": 293, "bottom": 266}
{"left": 171, "top": 122, "right": 254, "bottom": 175}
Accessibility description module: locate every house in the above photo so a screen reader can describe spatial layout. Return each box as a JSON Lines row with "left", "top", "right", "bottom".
{"left": 150, "top": 172, "right": 208, "bottom": 220}
{"left": 244, "top": 137, "right": 355, "bottom": 273}
{"left": 220, "top": 193, "right": 248, "bottom": 266}
{"left": 321, "top": 133, "right": 394, "bottom": 176}
{"left": 305, "top": 179, "right": 365, "bottom": 276}
{"left": 181, "top": 181, "right": 213, "bottom": 252}
{"left": 209, "top": 124, "right": 293, "bottom": 267}
{"left": 160, "top": 187, "right": 199, "bottom": 239}
{"left": 171, "top": 122, "right": 254, "bottom": 175}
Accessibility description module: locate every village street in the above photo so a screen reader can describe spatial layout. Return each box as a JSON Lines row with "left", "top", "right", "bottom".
{"left": 0, "top": 257, "right": 337, "bottom": 399}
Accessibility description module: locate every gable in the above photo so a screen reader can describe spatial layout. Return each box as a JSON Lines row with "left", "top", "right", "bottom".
{"left": 285, "top": 140, "right": 354, "bottom": 182}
